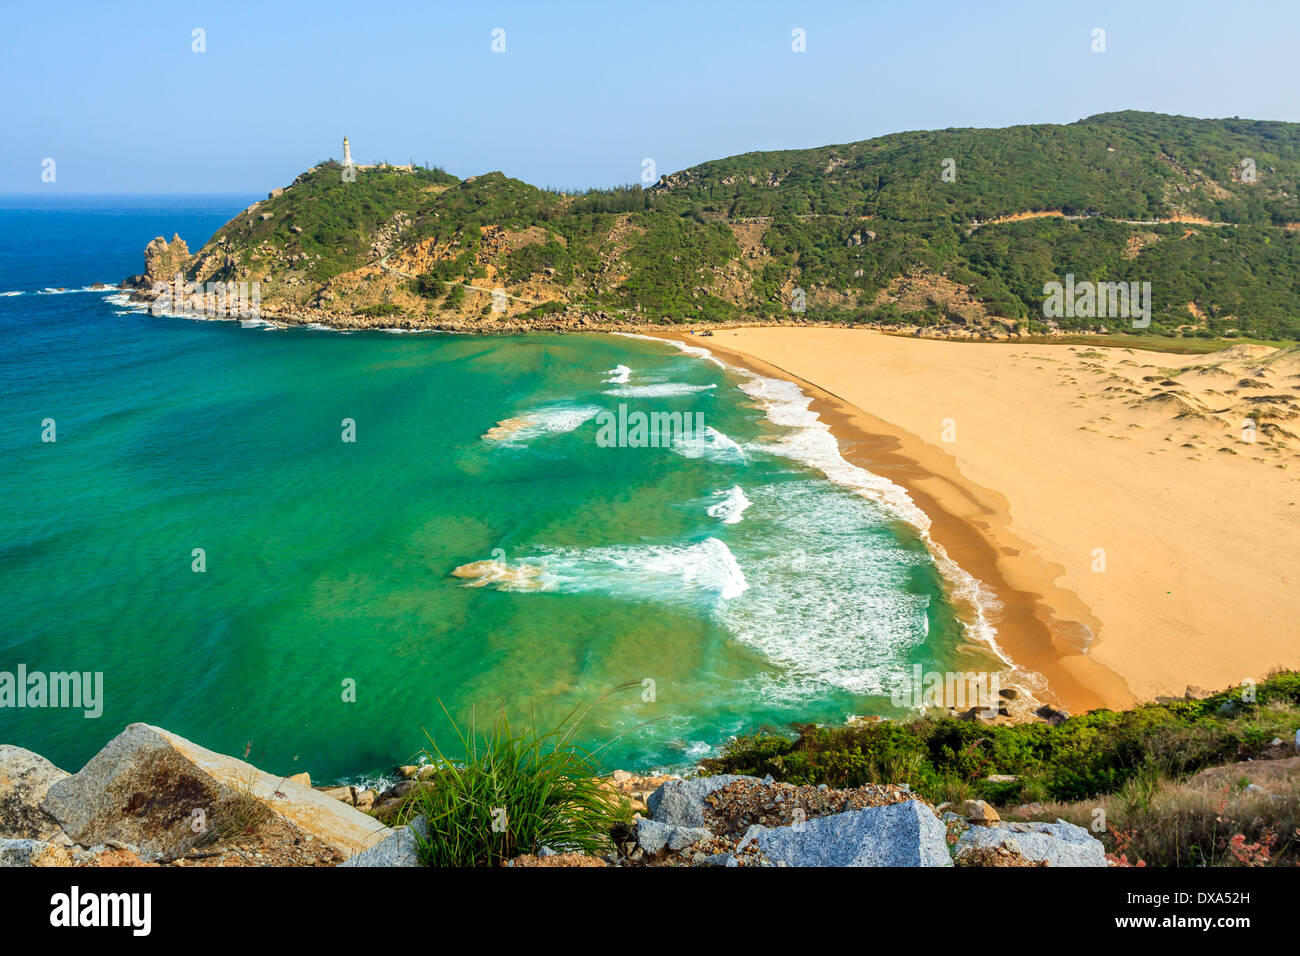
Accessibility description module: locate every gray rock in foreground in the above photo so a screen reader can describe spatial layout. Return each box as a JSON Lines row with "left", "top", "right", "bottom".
{"left": 635, "top": 818, "right": 712, "bottom": 855}
{"left": 0, "top": 745, "right": 69, "bottom": 840}
{"left": 645, "top": 774, "right": 760, "bottom": 827}
{"left": 0, "top": 837, "right": 73, "bottom": 867}
{"left": 340, "top": 816, "right": 428, "bottom": 867}
{"left": 735, "top": 799, "right": 953, "bottom": 867}
{"left": 956, "top": 819, "right": 1107, "bottom": 867}
{"left": 42, "top": 723, "right": 391, "bottom": 862}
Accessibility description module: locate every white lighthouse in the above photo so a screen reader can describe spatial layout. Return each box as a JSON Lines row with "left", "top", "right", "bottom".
{"left": 342, "top": 136, "right": 352, "bottom": 167}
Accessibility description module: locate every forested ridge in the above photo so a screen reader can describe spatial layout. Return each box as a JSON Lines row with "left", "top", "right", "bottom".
{"left": 164, "top": 112, "right": 1300, "bottom": 339}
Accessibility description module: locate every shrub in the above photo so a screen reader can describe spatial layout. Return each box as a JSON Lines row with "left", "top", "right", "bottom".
{"left": 405, "top": 704, "right": 622, "bottom": 867}
{"left": 702, "top": 671, "right": 1300, "bottom": 806}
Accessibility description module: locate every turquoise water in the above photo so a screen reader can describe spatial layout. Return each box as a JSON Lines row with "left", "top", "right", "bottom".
{"left": 0, "top": 198, "right": 988, "bottom": 782}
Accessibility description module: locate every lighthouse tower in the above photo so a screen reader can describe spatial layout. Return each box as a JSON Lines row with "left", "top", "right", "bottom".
{"left": 342, "top": 136, "right": 352, "bottom": 167}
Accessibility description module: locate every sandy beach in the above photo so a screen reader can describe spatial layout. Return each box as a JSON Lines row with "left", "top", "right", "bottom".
{"left": 671, "top": 328, "right": 1300, "bottom": 713}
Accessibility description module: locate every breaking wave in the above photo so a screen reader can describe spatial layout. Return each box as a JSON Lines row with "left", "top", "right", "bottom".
{"left": 604, "top": 382, "right": 717, "bottom": 398}
{"left": 673, "top": 425, "right": 747, "bottom": 463}
{"left": 707, "top": 485, "right": 752, "bottom": 524}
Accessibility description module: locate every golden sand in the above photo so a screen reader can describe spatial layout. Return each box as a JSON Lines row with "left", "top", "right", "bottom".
{"left": 668, "top": 328, "right": 1300, "bottom": 712}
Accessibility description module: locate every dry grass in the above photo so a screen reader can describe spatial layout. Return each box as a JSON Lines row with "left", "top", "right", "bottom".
{"left": 1006, "top": 757, "right": 1300, "bottom": 866}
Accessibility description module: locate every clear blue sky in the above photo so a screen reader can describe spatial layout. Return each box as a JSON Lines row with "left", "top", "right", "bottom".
{"left": 5, "top": 0, "right": 1298, "bottom": 193}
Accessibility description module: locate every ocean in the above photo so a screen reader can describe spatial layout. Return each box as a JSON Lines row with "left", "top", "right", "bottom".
{"left": 0, "top": 195, "right": 997, "bottom": 784}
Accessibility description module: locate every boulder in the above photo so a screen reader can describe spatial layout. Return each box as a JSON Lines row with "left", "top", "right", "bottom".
{"left": 0, "top": 837, "right": 73, "bottom": 867}
{"left": 340, "top": 816, "right": 427, "bottom": 867}
{"left": 962, "top": 799, "right": 1000, "bottom": 825}
{"left": 0, "top": 746, "right": 69, "bottom": 840}
{"left": 286, "top": 772, "right": 310, "bottom": 787}
{"left": 370, "top": 797, "right": 405, "bottom": 824}
{"left": 956, "top": 819, "right": 1107, "bottom": 867}
{"left": 635, "top": 819, "right": 712, "bottom": 855}
{"left": 646, "top": 774, "right": 760, "bottom": 827}
{"left": 318, "top": 785, "right": 354, "bottom": 805}
{"left": 41, "top": 723, "right": 391, "bottom": 862}
{"left": 733, "top": 800, "right": 952, "bottom": 867}
{"left": 1035, "top": 704, "right": 1070, "bottom": 726}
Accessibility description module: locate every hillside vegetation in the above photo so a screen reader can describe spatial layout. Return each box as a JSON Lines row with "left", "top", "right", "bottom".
{"left": 701, "top": 671, "right": 1300, "bottom": 866}
{"left": 145, "top": 112, "right": 1300, "bottom": 340}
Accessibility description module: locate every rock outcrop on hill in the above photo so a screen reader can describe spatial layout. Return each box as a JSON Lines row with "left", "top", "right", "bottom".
{"left": 124, "top": 234, "right": 191, "bottom": 290}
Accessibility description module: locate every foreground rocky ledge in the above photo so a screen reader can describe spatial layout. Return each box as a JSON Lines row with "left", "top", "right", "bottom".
{"left": 0, "top": 723, "right": 1110, "bottom": 868}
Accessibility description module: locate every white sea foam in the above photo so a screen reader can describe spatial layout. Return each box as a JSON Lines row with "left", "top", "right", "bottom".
{"left": 547, "top": 537, "right": 749, "bottom": 600}
{"left": 615, "top": 332, "right": 726, "bottom": 368}
{"left": 604, "top": 364, "right": 632, "bottom": 384}
{"left": 462, "top": 537, "right": 749, "bottom": 603}
{"left": 104, "top": 292, "right": 144, "bottom": 310}
{"left": 713, "top": 481, "right": 937, "bottom": 699}
{"left": 673, "top": 425, "right": 747, "bottom": 464}
{"left": 39, "top": 284, "right": 117, "bottom": 295}
{"left": 653, "top": 337, "right": 1010, "bottom": 666}
{"left": 0, "top": 291, "right": 23, "bottom": 297}
{"left": 737, "top": 375, "right": 931, "bottom": 528}
{"left": 707, "top": 485, "right": 752, "bottom": 524}
{"left": 604, "top": 382, "right": 716, "bottom": 398}
{"left": 482, "top": 403, "right": 602, "bottom": 445}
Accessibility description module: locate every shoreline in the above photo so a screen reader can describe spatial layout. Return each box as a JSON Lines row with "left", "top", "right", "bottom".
{"left": 102, "top": 288, "right": 1298, "bottom": 716}
{"left": 662, "top": 327, "right": 1300, "bottom": 715}
{"left": 653, "top": 331, "right": 1134, "bottom": 714}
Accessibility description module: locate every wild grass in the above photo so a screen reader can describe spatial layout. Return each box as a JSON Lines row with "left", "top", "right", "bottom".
{"left": 403, "top": 700, "right": 628, "bottom": 867}
{"left": 214, "top": 772, "right": 273, "bottom": 842}
{"left": 1008, "top": 763, "right": 1300, "bottom": 866}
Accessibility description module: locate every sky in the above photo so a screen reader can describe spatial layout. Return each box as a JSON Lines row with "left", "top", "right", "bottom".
{"left": 4, "top": 0, "right": 1299, "bottom": 193}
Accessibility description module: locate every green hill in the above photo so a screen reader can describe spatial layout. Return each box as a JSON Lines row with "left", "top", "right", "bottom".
{"left": 133, "top": 112, "right": 1300, "bottom": 340}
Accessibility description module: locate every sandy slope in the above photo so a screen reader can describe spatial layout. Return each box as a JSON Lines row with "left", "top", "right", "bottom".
{"left": 683, "top": 328, "right": 1300, "bottom": 710}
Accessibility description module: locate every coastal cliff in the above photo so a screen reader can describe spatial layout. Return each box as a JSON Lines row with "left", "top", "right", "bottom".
{"left": 122, "top": 111, "right": 1300, "bottom": 341}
